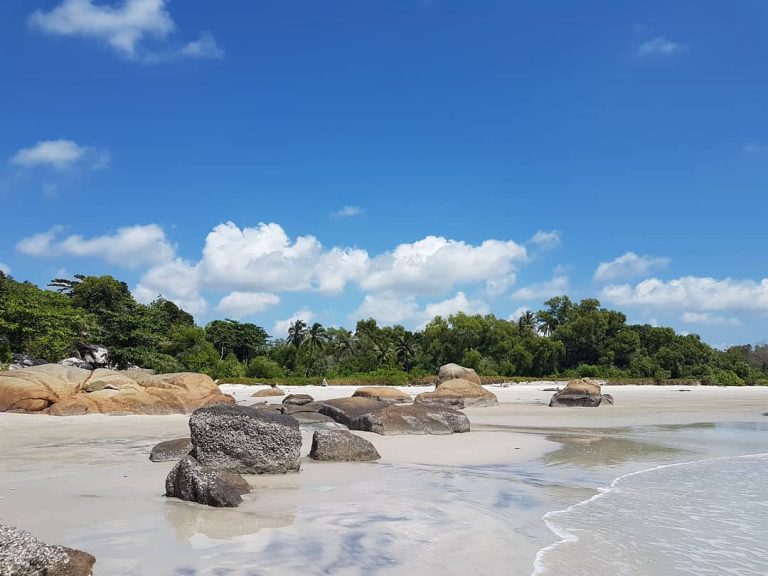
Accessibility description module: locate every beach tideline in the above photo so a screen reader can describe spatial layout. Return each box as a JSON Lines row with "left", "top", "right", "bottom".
{"left": 1, "top": 384, "right": 767, "bottom": 575}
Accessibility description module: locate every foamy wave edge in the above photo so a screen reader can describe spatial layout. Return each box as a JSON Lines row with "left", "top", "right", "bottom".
{"left": 530, "top": 452, "right": 768, "bottom": 576}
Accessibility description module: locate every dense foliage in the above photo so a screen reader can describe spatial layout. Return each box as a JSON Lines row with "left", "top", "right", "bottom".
{"left": 1, "top": 272, "right": 766, "bottom": 385}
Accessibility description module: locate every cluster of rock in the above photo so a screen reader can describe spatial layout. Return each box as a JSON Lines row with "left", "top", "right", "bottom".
{"left": 0, "top": 364, "right": 234, "bottom": 415}
{"left": 549, "top": 378, "right": 614, "bottom": 407}
{"left": 0, "top": 523, "right": 95, "bottom": 576}
{"left": 414, "top": 363, "right": 499, "bottom": 408}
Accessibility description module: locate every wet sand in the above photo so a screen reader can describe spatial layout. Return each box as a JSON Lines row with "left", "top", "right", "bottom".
{"left": 1, "top": 385, "right": 766, "bottom": 575}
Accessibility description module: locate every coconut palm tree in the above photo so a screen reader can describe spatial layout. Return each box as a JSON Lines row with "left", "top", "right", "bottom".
{"left": 302, "top": 322, "right": 329, "bottom": 358}
{"left": 394, "top": 332, "right": 418, "bottom": 372}
{"left": 332, "top": 328, "right": 355, "bottom": 361}
{"left": 517, "top": 310, "right": 536, "bottom": 335}
{"left": 286, "top": 319, "right": 307, "bottom": 348}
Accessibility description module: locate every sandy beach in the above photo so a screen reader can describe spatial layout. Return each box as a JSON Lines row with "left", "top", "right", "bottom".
{"left": 1, "top": 384, "right": 767, "bottom": 575}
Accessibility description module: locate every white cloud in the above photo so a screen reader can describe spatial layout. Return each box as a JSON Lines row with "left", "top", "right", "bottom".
{"left": 30, "top": 0, "right": 222, "bottom": 61}
{"left": 11, "top": 139, "right": 109, "bottom": 170}
{"left": 350, "top": 291, "right": 489, "bottom": 327}
{"left": 681, "top": 312, "right": 741, "bottom": 326}
{"left": 528, "top": 230, "right": 561, "bottom": 249}
{"left": 508, "top": 306, "right": 530, "bottom": 322}
{"left": 636, "top": 37, "right": 686, "bottom": 58}
{"left": 510, "top": 276, "right": 569, "bottom": 301}
{"left": 0, "top": 263, "right": 10, "bottom": 275}
{"left": 215, "top": 292, "right": 280, "bottom": 319}
{"left": 361, "top": 236, "right": 526, "bottom": 295}
{"left": 16, "top": 224, "right": 175, "bottom": 268}
{"left": 332, "top": 206, "right": 363, "bottom": 218}
{"left": 601, "top": 276, "right": 768, "bottom": 313}
{"left": 272, "top": 309, "right": 314, "bottom": 339}
{"left": 594, "top": 252, "right": 670, "bottom": 282}
{"left": 133, "top": 258, "right": 207, "bottom": 316}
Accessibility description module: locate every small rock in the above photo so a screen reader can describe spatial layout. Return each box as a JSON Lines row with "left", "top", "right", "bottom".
{"left": 309, "top": 430, "right": 380, "bottom": 461}
{"left": 252, "top": 387, "right": 285, "bottom": 397}
{"left": 282, "top": 393, "right": 314, "bottom": 406}
{"left": 149, "top": 438, "right": 192, "bottom": 462}
{"left": 356, "top": 403, "right": 471, "bottom": 435}
{"left": 165, "top": 455, "right": 249, "bottom": 508}
{"left": 352, "top": 387, "right": 412, "bottom": 403}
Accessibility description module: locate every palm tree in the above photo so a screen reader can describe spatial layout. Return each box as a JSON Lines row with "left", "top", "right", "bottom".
{"left": 286, "top": 319, "right": 307, "bottom": 348}
{"left": 302, "top": 322, "right": 329, "bottom": 358}
{"left": 394, "top": 332, "right": 418, "bottom": 372}
{"left": 333, "top": 329, "right": 355, "bottom": 361}
{"left": 372, "top": 340, "right": 393, "bottom": 368}
{"left": 517, "top": 310, "right": 536, "bottom": 335}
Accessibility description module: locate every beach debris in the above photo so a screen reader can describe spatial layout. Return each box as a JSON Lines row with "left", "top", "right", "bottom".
{"left": 352, "top": 386, "right": 412, "bottom": 403}
{"left": 0, "top": 523, "right": 95, "bottom": 576}
{"left": 354, "top": 403, "right": 470, "bottom": 435}
{"left": 149, "top": 437, "right": 192, "bottom": 462}
{"left": 190, "top": 404, "right": 301, "bottom": 474}
{"left": 415, "top": 377, "right": 498, "bottom": 408}
{"left": 165, "top": 455, "right": 249, "bottom": 508}
{"left": 548, "top": 378, "right": 614, "bottom": 407}
{"left": 0, "top": 364, "right": 235, "bottom": 415}
{"left": 321, "top": 378, "right": 329, "bottom": 387}
{"left": 309, "top": 430, "right": 381, "bottom": 461}
{"left": 251, "top": 386, "right": 285, "bottom": 397}
{"left": 282, "top": 393, "right": 314, "bottom": 406}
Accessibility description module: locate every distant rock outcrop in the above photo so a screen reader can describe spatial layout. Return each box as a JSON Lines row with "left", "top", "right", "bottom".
{"left": 417, "top": 365, "right": 499, "bottom": 408}
{"left": 437, "top": 363, "right": 482, "bottom": 386}
{"left": 0, "top": 364, "right": 234, "bottom": 415}
{"left": 282, "top": 393, "right": 314, "bottom": 406}
{"left": 309, "top": 430, "right": 380, "bottom": 461}
{"left": 0, "top": 523, "right": 95, "bottom": 576}
{"left": 251, "top": 387, "right": 285, "bottom": 397}
{"left": 352, "top": 386, "right": 412, "bottom": 403}
{"left": 549, "top": 378, "right": 614, "bottom": 407}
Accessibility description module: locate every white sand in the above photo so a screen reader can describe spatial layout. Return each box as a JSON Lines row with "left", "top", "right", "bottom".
{"left": 1, "top": 384, "right": 766, "bottom": 575}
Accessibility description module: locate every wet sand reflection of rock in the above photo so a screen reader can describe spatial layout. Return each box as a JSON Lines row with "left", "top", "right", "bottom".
{"left": 165, "top": 499, "right": 296, "bottom": 540}
{"left": 543, "top": 432, "right": 681, "bottom": 467}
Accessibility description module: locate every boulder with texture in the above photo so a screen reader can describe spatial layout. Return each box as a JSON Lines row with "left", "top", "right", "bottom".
{"left": 318, "top": 397, "right": 390, "bottom": 428}
{"left": 0, "top": 523, "right": 95, "bottom": 576}
{"left": 150, "top": 437, "right": 192, "bottom": 462}
{"left": 165, "top": 455, "right": 249, "bottom": 508}
{"left": 549, "top": 378, "right": 613, "bottom": 407}
{"left": 437, "top": 363, "right": 482, "bottom": 386}
{"left": 292, "top": 412, "right": 348, "bottom": 431}
{"left": 190, "top": 405, "right": 301, "bottom": 474}
{"left": 0, "top": 365, "right": 234, "bottom": 415}
{"left": 282, "top": 393, "right": 314, "bottom": 406}
{"left": 416, "top": 378, "right": 498, "bottom": 408}
{"left": 355, "top": 403, "right": 470, "bottom": 435}
{"left": 309, "top": 430, "right": 380, "bottom": 461}
{"left": 352, "top": 387, "right": 412, "bottom": 403}
{"left": 252, "top": 387, "right": 285, "bottom": 397}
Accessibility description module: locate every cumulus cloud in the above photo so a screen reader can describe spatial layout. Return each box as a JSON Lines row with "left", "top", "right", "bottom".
{"left": 133, "top": 258, "right": 207, "bottom": 315}
{"left": 594, "top": 252, "right": 670, "bottom": 282}
{"left": 16, "top": 224, "right": 175, "bottom": 268}
{"left": 332, "top": 206, "right": 363, "bottom": 218}
{"left": 510, "top": 276, "right": 569, "bottom": 301}
{"left": 636, "top": 37, "right": 686, "bottom": 58}
{"left": 508, "top": 306, "right": 531, "bottom": 322}
{"left": 601, "top": 276, "right": 768, "bottom": 313}
{"left": 528, "top": 230, "right": 561, "bottom": 250}
{"left": 272, "top": 309, "right": 314, "bottom": 339}
{"left": 0, "top": 263, "right": 10, "bottom": 275}
{"left": 681, "top": 312, "right": 741, "bottom": 326}
{"left": 11, "top": 139, "right": 109, "bottom": 170}
{"left": 361, "top": 236, "right": 526, "bottom": 295}
{"left": 30, "top": 0, "right": 222, "bottom": 61}
{"left": 215, "top": 292, "right": 280, "bottom": 319}
{"left": 350, "top": 291, "right": 489, "bottom": 327}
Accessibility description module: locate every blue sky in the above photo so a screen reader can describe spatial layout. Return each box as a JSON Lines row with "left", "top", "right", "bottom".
{"left": 1, "top": 1, "right": 767, "bottom": 345}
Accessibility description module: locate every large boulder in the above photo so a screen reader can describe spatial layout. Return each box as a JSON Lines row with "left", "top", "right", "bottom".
{"left": 437, "top": 363, "right": 482, "bottom": 386}
{"left": 252, "top": 387, "right": 285, "bottom": 398}
{"left": 416, "top": 378, "right": 498, "bottom": 408}
{"left": 282, "top": 393, "right": 314, "bottom": 406}
{"left": 549, "top": 378, "right": 613, "bottom": 407}
{"left": 165, "top": 455, "right": 249, "bottom": 508}
{"left": 0, "top": 365, "right": 234, "bottom": 415}
{"left": 318, "top": 397, "right": 391, "bottom": 428}
{"left": 0, "top": 523, "right": 95, "bottom": 576}
{"left": 189, "top": 405, "right": 301, "bottom": 474}
{"left": 355, "top": 403, "right": 470, "bottom": 435}
{"left": 150, "top": 438, "right": 192, "bottom": 462}
{"left": 309, "top": 430, "right": 380, "bottom": 461}
{"left": 352, "top": 387, "right": 412, "bottom": 403}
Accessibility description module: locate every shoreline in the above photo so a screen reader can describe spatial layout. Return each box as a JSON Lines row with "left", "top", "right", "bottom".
{"left": 1, "top": 385, "right": 767, "bottom": 575}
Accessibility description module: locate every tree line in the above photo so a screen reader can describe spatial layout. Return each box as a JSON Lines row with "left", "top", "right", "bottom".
{"left": 1, "top": 271, "right": 766, "bottom": 385}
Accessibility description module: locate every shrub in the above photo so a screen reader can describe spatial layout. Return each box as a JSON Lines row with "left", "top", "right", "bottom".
{"left": 246, "top": 356, "right": 285, "bottom": 379}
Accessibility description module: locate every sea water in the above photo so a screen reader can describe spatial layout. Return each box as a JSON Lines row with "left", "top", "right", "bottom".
{"left": 532, "top": 453, "right": 768, "bottom": 576}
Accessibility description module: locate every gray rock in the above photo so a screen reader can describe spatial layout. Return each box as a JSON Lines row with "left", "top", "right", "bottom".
{"left": 293, "top": 411, "right": 348, "bottom": 431}
{"left": 413, "top": 394, "right": 466, "bottom": 409}
{"left": 282, "top": 393, "right": 314, "bottom": 406}
{"left": 0, "top": 523, "right": 95, "bottom": 576}
{"left": 149, "top": 437, "right": 192, "bottom": 462}
{"left": 165, "top": 455, "right": 249, "bottom": 508}
{"left": 282, "top": 401, "right": 325, "bottom": 415}
{"left": 190, "top": 405, "right": 301, "bottom": 474}
{"left": 355, "top": 403, "right": 470, "bottom": 435}
{"left": 549, "top": 393, "right": 614, "bottom": 407}
{"left": 310, "top": 430, "right": 381, "bottom": 461}
{"left": 318, "top": 397, "right": 390, "bottom": 428}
